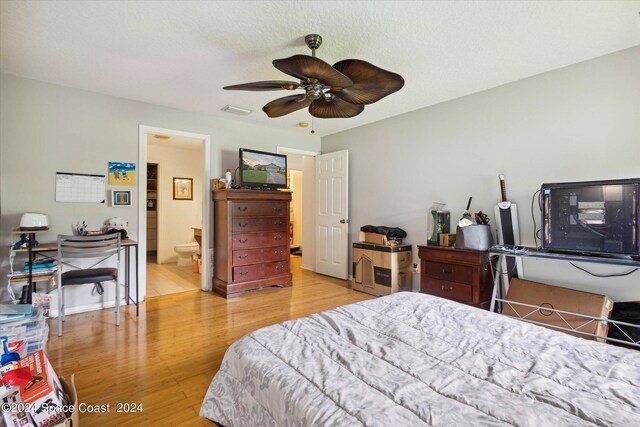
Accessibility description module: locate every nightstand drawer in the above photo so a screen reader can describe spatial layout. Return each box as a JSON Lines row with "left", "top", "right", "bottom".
{"left": 422, "top": 277, "right": 472, "bottom": 302}
{"left": 425, "top": 261, "right": 473, "bottom": 284}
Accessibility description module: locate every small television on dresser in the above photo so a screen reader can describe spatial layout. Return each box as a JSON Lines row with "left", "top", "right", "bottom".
{"left": 239, "top": 148, "right": 287, "bottom": 190}
{"left": 542, "top": 178, "right": 640, "bottom": 259}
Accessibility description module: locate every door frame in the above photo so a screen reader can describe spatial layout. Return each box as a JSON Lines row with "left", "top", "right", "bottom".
{"left": 138, "top": 125, "right": 212, "bottom": 296}
{"left": 277, "top": 146, "right": 320, "bottom": 271}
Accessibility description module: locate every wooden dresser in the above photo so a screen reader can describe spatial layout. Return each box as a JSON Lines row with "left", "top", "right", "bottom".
{"left": 213, "top": 189, "right": 292, "bottom": 298}
{"left": 417, "top": 245, "right": 495, "bottom": 309}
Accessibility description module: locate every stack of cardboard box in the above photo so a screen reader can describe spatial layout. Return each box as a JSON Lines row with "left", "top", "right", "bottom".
{"left": 351, "top": 232, "right": 413, "bottom": 296}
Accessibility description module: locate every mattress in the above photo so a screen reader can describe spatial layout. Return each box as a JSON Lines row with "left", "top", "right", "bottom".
{"left": 200, "top": 292, "right": 640, "bottom": 426}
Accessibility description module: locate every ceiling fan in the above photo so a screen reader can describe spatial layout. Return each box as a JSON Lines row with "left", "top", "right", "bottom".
{"left": 223, "top": 34, "right": 405, "bottom": 119}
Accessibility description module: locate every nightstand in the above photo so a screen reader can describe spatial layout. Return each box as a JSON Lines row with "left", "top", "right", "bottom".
{"left": 417, "top": 245, "right": 495, "bottom": 309}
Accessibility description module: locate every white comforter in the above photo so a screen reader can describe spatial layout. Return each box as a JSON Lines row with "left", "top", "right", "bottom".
{"left": 200, "top": 292, "right": 640, "bottom": 426}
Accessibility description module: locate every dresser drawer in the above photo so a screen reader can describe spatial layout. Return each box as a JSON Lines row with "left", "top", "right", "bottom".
{"left": 233, "top": 246, "right": 289, "bottom": 266}
{"left": 232, "top": 201, "right": 288, "bottom": 217}
{"left": 232, "top": 264, "right": 263, "bottom": 282}
{"left": 232, "top": 217, "right": 288, "bottom": 233}
{"left": 425, "top": 261, "right": 473, "bottom": 284}
{"left": 263, "top": 260, "right": 289, "bottom": 276}
{"left": 232, "top": 232, "right": 288, "bottom": 249}
{"left": 263, "top": 246, "right": 289, "bottom": 262}
{"left": 233, "top": 248, "right": 262, "bottom": 266}
{"left": 421, "top": 277, "right": 473, "bottom": 302}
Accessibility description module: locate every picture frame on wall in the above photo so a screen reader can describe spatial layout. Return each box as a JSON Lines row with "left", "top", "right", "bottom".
{"left": 173, "top": 177, "right": 193, "bottom": 200}
{"left": 108, "top": 162, "right": 136, "bottom": 185}
{"left": 111, "top": 189, "right": 132, "bottom": 207}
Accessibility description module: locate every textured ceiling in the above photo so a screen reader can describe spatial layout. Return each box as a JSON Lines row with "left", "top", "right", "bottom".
{"left": 1, "top": 1, "right": 639, "bottom": 136}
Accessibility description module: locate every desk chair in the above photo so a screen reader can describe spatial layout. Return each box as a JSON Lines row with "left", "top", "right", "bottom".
{"left": 57, "top": 234, "right": 121, "bottom": 336}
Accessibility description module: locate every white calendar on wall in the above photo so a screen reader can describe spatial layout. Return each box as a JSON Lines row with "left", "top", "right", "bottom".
{"left": 55, "top": 172, "right": 106, "bottom": 203}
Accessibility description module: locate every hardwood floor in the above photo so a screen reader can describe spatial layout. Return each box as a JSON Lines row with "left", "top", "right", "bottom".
{"left": 46, "top": 256, "right": 373, "bottom": 426}
{"left": 145, "top": 255, "right": 201, "bottom": 297}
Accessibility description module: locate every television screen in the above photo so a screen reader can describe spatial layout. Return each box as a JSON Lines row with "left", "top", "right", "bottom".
{"left": 239, "top": 148, "right": 287, "bottom": 189}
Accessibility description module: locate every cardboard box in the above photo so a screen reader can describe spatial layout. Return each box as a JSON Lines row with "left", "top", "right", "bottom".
{"left": 359, "top": 231, "right": 402, "bottom": 246}
{"left": 59, "top": 375, "right": 79, "bottom": 427}
{"left": 359, "top": 231, "right": 386, "bottom": 245}
{"left": 439, "top": 233, "right": 456, "bottom": 247}
{"left": 503, "top": 278, "right": 613, "bottom": 342}
{"left": 351, "top": 242, "right": 412, "bottom": 296}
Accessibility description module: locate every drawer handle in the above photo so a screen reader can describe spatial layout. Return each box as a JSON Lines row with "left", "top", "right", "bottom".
{"left": 238, "top": 206, "right": 248, "bottom": 212}
{"left": 275, "top": 220, "right": 283, "bottom": 226}
{"left": 238, "top": 270, "right": 249, "bottom": 276}
{"left": 442, "top": 269, "right": 454, "bottom": 274}
{"left": 273, "top": 206, "right": 283, "bottom": 212}
{"left": 239, "top": 238, "right": 248, "bottom": 243}
{"left": 238, "top": 222, "right": 248, "bottom": 227}
{"left": 238, "top": 254, "right": 249, "bottom": 259}
{"left": 275, "top": 250, "right": 283, "bottom": 255}
{"left": 274, "top": 235, "right": 283, "bottom": 240}
{"left": 276, "top": 264, "right": 285, "bottom": 270}
{"left": 441, "top": 285, "right": 453, "bottom": 292}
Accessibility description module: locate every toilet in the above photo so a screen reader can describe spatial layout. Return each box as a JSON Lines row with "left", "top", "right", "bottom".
{"left": 174, "top": 241, "right": 200, "bottom": 267}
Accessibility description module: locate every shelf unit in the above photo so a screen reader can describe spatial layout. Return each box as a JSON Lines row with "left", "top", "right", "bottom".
{"left": 489, "top": 246, "right": 640, "bottom": 348}
{"left": 147, "top": 163, "right": 158, "bottom": 254}
{"left": 8, "top": 229, "right": 56, "bottom": 304}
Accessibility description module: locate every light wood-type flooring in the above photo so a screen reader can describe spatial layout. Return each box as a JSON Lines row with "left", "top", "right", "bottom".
{"left": 146, "top": 255, "right": 201, "bottom": 297}
{"left": 46, "top": 256, "right": 373, "bottom": 426}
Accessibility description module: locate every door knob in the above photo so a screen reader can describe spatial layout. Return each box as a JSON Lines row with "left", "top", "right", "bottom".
{"left": 340, "top": 219, "right": 348, "bottom": 224}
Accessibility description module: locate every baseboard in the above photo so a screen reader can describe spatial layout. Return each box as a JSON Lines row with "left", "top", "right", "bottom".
{"left": 300, "top": 264, "right": 315, "bottom": 272}
{"left": 49, "top": 298, "right": 143, "bottom": 318}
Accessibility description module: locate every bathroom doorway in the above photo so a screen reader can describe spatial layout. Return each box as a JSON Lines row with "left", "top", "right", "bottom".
{"left": 138, "top": 126, "right": 211, "bottom": 301}
{"left": 277, "top": 147, "right": 318, "bottom": 272}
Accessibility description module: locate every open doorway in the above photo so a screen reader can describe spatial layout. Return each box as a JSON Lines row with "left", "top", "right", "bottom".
{"left": 146, "top": 135, "right": 203, "bottom": 297}
{"left": 277, "top": 147, "right": 318, "bottom": 272}
{"left": 138, "top": 126, "right": 211, "bottom": 301}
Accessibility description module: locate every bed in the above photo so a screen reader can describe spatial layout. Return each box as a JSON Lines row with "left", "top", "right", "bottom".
{"left": 200, "top": 292, "right": 640, "bottom": 426}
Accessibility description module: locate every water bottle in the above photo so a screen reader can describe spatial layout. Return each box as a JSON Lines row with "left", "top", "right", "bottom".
{"left": 225, "top": 168, "right": 232, "bottom": 189}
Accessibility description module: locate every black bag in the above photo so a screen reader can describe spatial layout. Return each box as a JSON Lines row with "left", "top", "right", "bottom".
{"left": 359, "top": 225, "right": 407, "bottom": 240}
{"left": 607, "top": 302, "right": 640, "bottom": 347}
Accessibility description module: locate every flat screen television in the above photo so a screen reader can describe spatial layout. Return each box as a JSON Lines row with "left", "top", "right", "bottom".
{"left": 239, "top": 148, "right": 287, "bottom": 190}
{"left": 542, "top": 178, "right": 640, "bottom": 259}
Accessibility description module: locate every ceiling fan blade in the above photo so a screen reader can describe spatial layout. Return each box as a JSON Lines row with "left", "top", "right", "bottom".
{"left": 309, "top": 94, "right": 365, "bottom": 118}
{"left": 331, "top": 59, "right": 404, "bottom": 104}
{"left": 223, "top": 80, "right": 301, "bottom": 91}
{"left": 263, "top": 94, "right": 313, "bottom": 118}
{"left": 273, "top": 55, "right": 353, "bottom": 89}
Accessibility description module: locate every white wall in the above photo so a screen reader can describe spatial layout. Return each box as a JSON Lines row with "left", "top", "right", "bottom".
{"left": 0, "top": 73, "right": 320, "bottom": 311}
{"left": 148, "top": 139, "right": 203, "bottom": 264}
{"left": 322, "top": 46, "right": 640, "bottom": 301}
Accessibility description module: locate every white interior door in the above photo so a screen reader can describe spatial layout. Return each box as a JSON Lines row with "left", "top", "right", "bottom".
{"left": 315, "top": 150, "right": 349, "bottom": 279}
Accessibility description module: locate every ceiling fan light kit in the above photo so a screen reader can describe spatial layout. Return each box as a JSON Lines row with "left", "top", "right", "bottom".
{"left": 223, "top": 34, "right": 404, "bottom": 119}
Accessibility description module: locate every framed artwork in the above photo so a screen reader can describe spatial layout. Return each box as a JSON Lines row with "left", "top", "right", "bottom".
{"left": 173, "top": 177, "right": 193, "bottom": 200}
{"left": 111, "top": 189, "right": 132, "bottom": 207}
{"left": 108, "top": 162, "right": 136, "bottom": 185}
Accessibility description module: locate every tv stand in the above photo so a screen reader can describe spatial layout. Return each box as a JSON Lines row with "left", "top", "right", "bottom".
{"left": 212, "top": 189, "right": 292, "bottom": 298}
